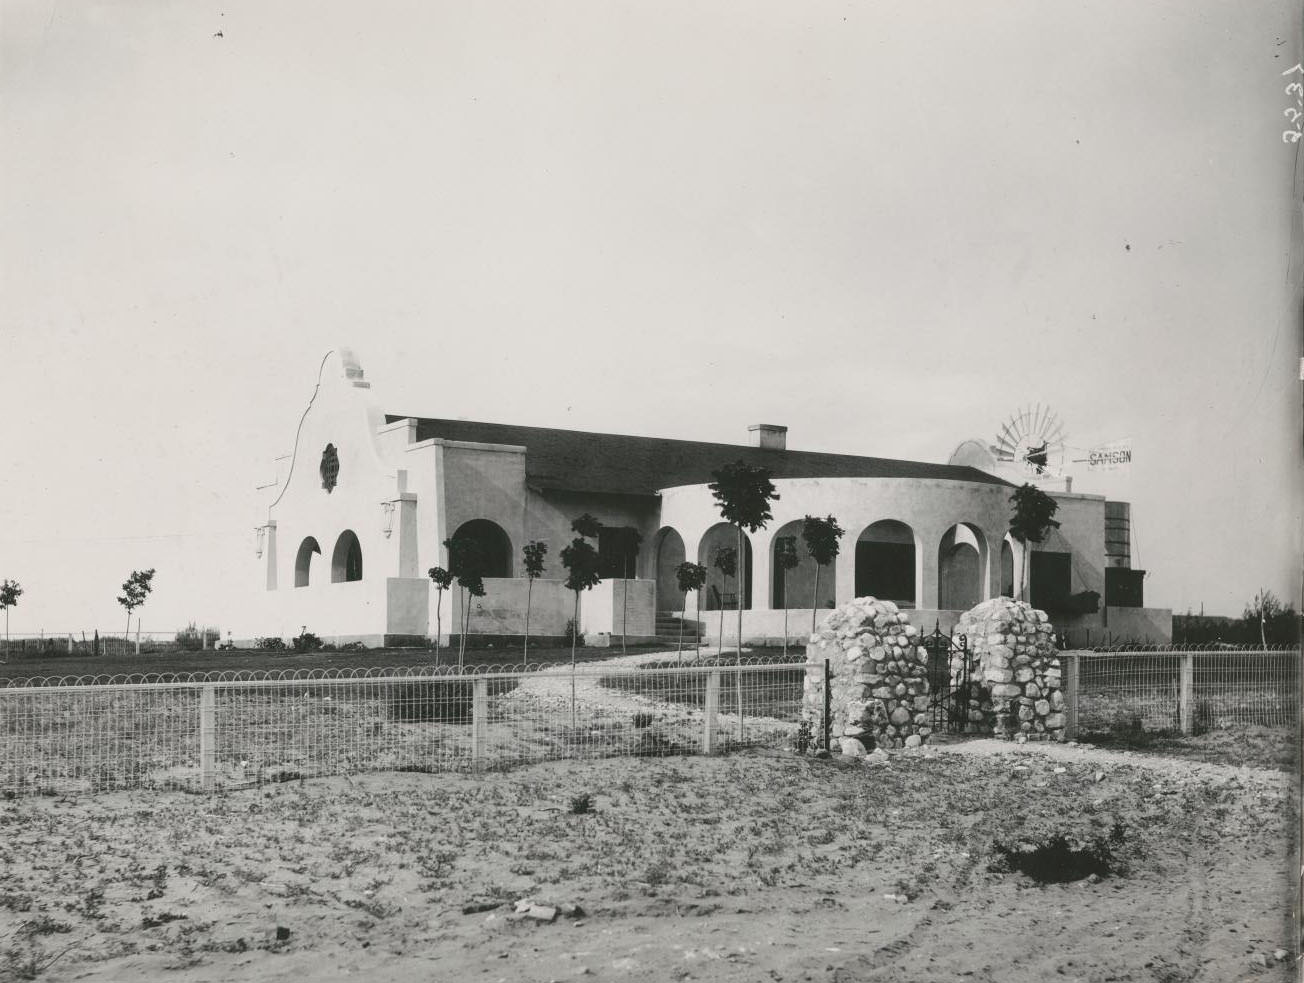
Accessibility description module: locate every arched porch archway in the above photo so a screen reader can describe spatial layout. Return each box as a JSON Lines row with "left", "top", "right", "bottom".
{"left": 653, "top": 527, "right": 686, "bottom": 612}
{"left": 854, "top": 520, "right": 918, "bottom": 607}
{"left": 938, "top": 523, "right": 988, "bottom": 610}
{"left": 697, "top": 522, "right": 753, "bottom": 611}
{"left": 451, "top": 519, "right": 513, "bottom": 578}
{"left": 770, "top": 520, "right": 835, "bottom": 610}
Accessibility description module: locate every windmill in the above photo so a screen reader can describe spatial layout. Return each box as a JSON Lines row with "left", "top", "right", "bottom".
{"left": 991, "top": 404, "right": 1067, "bottom": 481}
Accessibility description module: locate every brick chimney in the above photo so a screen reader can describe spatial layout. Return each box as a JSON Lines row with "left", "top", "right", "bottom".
{"left": 748, "top": 424, "right": 787, "bottom": 451}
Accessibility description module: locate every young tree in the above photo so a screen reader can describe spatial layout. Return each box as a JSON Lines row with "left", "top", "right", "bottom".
{"left": 458, "top": 574, "right": 486, "bottom": 669}
{"left": 443, "top": 537, "right": 486, "bottom": 669}
{"left": 674, "top": 561, "right": 708, "bottom": 664}
{"left": 117, "top": 568, "right": 156, "bottom": 652}
{"left": 708, "top": 461, "right": 779, "bottom": 665}
{"left": 801, "top": 515, "right": 844, "bottom": 633}
{"left": 617, "top": 528, "right": 643, "bottom": 656}
{"left": 711, "top": 546, "right": 736, "bottom": 658}
{"left": 1244, "top": 588, "right": 1284, "bottom": 650}
{"left": 521, "top": 540, "right": 549, "bottom": 661}
{"left": 427, "top": 565, "right": 453, "bottom": 662}
{"left": 0, "top": 579, "right": 22, "bottom": 664}
{"left": 1008, "top": 484, "right": 1061, "bottom": 603}
{"left": 773, "top": 539, "right": 800, "bottom": 658}
{"left": 560, "top": 515, "right": 603, "bottom": 726}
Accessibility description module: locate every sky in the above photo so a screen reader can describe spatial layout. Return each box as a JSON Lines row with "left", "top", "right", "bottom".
{"left": 1, "top": 0, "right": 1300, "bottom": 636}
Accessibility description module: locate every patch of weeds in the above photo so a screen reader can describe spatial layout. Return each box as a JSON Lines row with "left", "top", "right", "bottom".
{"left": 631, "top": 731, "right": 690, "bottom": 757}
{"left": 793, "top": 720, "right": 814, "bottom": 754}
{"left": 568, "top": 792, "right": 594, "bottom": 815}
{"left": 18, "top": 916, "right": 72, "bottom": 938}
{"left": 631, "top": 712, "right": 654, "bottom": 729}
{"left": 141, "top": 912, "right": 188, "bottom": 929}
{"left": 0, "top": 892, "right": 33, "bottom": 913}
{"left": 343, "top": 897, "right": 399, "bottom": 920}
{"left": 992, "top": 824, "right": 1126, "bottom": 884}
{"left": 643, "top": 857, "right": 674, "bottom": 887}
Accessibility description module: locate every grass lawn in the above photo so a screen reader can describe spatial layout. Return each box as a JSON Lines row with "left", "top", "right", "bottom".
{"left": 0, "top": 644, "right": 681, "bottom": 686}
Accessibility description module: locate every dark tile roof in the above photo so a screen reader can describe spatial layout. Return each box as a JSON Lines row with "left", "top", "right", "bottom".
{"left": 388, "top": 415, "right": 1013, "bottom": 496}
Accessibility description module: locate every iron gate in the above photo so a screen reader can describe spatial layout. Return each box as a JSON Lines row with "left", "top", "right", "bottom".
{"left": 920, "top": 623, "right": 979, "bottom": 734}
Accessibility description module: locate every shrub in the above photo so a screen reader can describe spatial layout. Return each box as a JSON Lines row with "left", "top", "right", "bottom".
{"left": 175, "top": 623, "right": 220, "bottom": 652}
{"left": 291, "top": 630, "right": 322, "bottom": 653}
{"left": 568, "top": 792, "right": 594, "bottom": 815}
{"left": 255, "top": 636, "right": 287, "bottom": 652}
{"left": 564, "top": 619, "right": 584, "bottom": 648}
{"left": 793, "top": 719, "right": 814, "bottom": 754}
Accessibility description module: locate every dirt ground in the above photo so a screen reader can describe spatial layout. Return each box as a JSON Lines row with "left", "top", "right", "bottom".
{"left": 0, "top": 741, "right": 1294, "bottom": 983}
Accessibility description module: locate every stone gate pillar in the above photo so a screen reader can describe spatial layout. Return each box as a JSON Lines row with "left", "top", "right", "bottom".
{"left": 956, "top": 597, "right": 1066, "bottom": 741}
{"left": 803, "top": 597, "right": 932, "bottom": 752}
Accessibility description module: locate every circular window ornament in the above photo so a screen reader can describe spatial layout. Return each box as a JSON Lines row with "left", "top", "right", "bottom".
{"left": 320, "top": 444, "right": 339, "bottom": 493}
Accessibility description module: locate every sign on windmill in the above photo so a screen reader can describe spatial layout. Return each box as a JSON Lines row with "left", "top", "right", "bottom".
{"left": 1086, "top": 439, "right": 1133, "bottom": 472}
{"left": 991, "top": 405, "right": 1067, "bottom": 481}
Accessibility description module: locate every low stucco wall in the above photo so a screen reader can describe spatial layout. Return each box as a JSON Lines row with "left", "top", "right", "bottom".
{"left": 676, "top": 607, "right": 968, "bottom": 646}
{"left": 580, "top": 579, "right": 656, "bottom": 639}
{"left": 1103, "top": 606, "right": 1173, "bottom": 645}
{"left": 451, "top": 577, "right": 573, "bottom": 638}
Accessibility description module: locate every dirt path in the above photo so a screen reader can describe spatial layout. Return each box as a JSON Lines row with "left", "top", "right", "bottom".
{"left": 927, "top": 736, "right": 1292, "bottom": 789}
{"left": 503, "top": 648, "right": 793, "bottom": 740}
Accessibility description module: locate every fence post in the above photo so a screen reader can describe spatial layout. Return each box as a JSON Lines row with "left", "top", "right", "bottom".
{"left": 823, "top": 658, "right": 832, "bottom": 751}
{"left": 1179, "top": 652, "right": 1194, "bottom": 735}
{"left": 702, "top": 671, "right": 720, "bottom": 754}
{"left": 736, "top": 665, "right": 745, "bottom": 743}
{"left": 200, "top": 685, "right": 216, "bottom": 791}
{"left": 1064, "top": 653, "right": 1079, "bottom": 740}
{"left": 471, "top": 678, "right": 488, "bottom": 771}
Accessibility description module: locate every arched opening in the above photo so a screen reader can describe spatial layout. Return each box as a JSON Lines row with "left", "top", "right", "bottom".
{"left": 938, "top": 523, "right": 987, "bottom": 610}
{"left": 653, "top": 527, "right": 686, "bottom": 612}
{"left": 294, "top": 536, "right": 321, "bottom": 588}
{"left": 451, "top": 519, "right": 512, "bottom": 578}
{"left": 855, "top": 520, "right": 917, "bottom": 607}
{"left": 1001, "top": 537, "right": 1016, "bottom": 598}
{"left": 697, "top": 522, "right": 753, "bottom": 611}
{"left": 770, "top": 520, "right": 835, "bottom": 610}
{"left": 331, "top": 530, "right": 363, "bottom": 583}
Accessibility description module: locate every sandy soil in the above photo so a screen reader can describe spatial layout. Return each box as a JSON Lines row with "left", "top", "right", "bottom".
{"left": 0, "top": 737, "right": 1294, "bottom": 983}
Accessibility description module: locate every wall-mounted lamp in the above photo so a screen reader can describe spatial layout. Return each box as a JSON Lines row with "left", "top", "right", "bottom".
{"left": 381, "top": 501, "right": 397, "bottom": 538}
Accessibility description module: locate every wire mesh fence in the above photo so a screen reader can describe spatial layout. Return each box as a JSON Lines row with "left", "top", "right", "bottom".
{"left": 1066, "top": 648, "right": 1299, "bottom": 735}
{"left": 3, "top": 647, "right": 1294, "bottom": 797}
{"left": 0, "top": 656, "right": 811, "bottom": 797}
{"left": 1, "top": 630, "right": 208, "bottom": 660}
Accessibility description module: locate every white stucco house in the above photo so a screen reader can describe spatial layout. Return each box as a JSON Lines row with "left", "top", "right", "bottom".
{"left": 250, "top": 350, "right": 1170, "bottom": 647}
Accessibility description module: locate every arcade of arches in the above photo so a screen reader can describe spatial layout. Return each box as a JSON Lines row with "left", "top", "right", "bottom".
{"left": 655, "top": 520, "right": 999, "bottom": 613}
